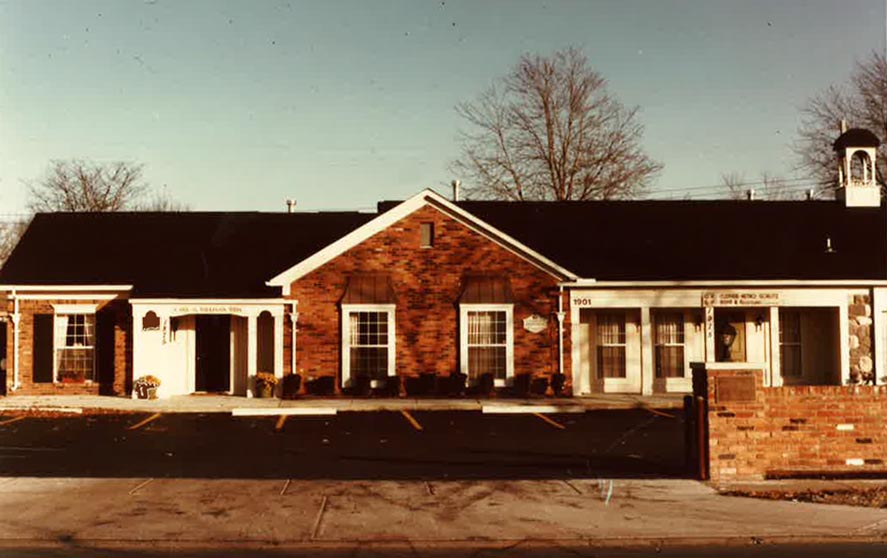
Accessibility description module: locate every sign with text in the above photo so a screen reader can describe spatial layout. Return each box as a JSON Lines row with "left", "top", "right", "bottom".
{"left": 702, "top": 292, "right": 779, "bottom": 307}
{"left": 522, "top": 314, "right": 548, "bottom": 333}
{"left": 172, "top": 306, "right": 244, "bottom": 315}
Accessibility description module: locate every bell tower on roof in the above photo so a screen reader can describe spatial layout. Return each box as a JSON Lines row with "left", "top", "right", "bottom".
{"left": 834, "top": 121, "right": 881, "bottom": 207}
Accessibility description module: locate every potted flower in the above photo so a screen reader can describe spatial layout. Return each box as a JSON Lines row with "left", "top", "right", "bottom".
{"left": 134, "top": 375, "right": 161, "bottom": 399}
{"left": 254, "top": 372, "right": 278, "bottom": 398}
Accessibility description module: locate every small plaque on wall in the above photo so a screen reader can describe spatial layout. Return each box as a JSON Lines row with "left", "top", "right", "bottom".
{"left": 715, "top": 376, "right": 756, "bottom": 403}
{"left": 523, "top": 314, "right": 548, "bottom": 333}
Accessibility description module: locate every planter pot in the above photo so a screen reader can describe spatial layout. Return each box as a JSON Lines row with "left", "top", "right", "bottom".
{"left": 135, "top": 384, "right": 158, "bottom": 400}
{"left": 255, "top": 382, "right": 275, "bottom": 398}
{"left": 512, "top": 374, "right": 531, "bottom": 397}
{"left": 550, "top": 373, "right": 566, "bottom": 397}
{"left": 306, "top": 376, "right": 335, "bottom": 396}
{"left": 282, "top": 374, "right": 302, "bottom": 399}
{"left": 530, "top": 377, "right": 549, "bottom": 396}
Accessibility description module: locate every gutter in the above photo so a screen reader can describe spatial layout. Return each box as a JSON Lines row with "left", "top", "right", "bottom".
{"left": 11, "top": 289, "right": 19, "bottom": 391}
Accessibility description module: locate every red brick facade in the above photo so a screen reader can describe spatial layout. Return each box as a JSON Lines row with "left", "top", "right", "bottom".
{"left": 288, "top": 205, "right": 570, "bottom": 393}
{"left": 4, "top": 298, "right": 132, "bottom": 396}
{"left": 699, "top": 367, "right": 887, "bottom": 482}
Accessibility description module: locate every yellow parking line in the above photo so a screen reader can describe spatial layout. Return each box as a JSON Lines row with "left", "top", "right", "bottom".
{"left": 127, "top": 413, "right": 162, "bottom": 431}
{"left": 644, "top": 407, "right": 676, "bottom": 419}
{"left": 533, "top": 413, "right": 566, "bottom": 430}
{"left": 400, "top": 410, "right": 423, "bottom": 431}
{"left": 275, "top": 415, "right": 288, "bottom": 432}
{"left": 0, "top": 416, "right": 26, "bottom": 426}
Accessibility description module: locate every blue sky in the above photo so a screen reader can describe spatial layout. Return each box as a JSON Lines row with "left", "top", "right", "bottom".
{"left": 1, "top": 0, "right": 885, "bottom": 214}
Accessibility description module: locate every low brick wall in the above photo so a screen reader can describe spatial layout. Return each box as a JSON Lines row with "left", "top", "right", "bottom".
{"left": 697, "top": 367, "right": 887, "bottom": 482}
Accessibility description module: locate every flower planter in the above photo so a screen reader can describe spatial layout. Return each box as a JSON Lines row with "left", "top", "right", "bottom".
{"left": 135, "top": 384, "right": 158, "bottom": 400}
{"left": 255, "top": 382, "right": 275, "bottom": 398}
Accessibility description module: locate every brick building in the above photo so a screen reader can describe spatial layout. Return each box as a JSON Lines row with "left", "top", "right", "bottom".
{"left": 1, "top": 128, "right": 884, "bottom": 400}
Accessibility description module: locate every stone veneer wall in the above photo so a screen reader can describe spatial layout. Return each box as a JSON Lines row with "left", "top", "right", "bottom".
{"left": 848, "top": 294, "right": 874, "bottom": 383}
{"left": 699, "top": 367, "right": 887, "bottom": 482}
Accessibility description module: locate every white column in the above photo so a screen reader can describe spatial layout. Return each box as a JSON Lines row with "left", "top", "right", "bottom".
{"left": 873, "top": 288, "right": 885, "bottom": 386}
{"left": 640, "top": 307, "right": 654, "bottom": 396}
{"left": 273, "top": 312, "right": 284, "bottom": 396}
{"left": 768, "top": 306, "right": 781, "bottom": 387}
{"left": 11, "top": 290, "right": 20, "bottom": 391}
{"left": 704, "top": 306, "right": 716, "bottom": 362}
{"left": 839, "top": 303, "right": 850, "bottom": 385}
{"left": 246, "top": 313, "right": 258, "bottom": 397}
{"left": 570, "top": 305, "right": 583, "bottom": 395}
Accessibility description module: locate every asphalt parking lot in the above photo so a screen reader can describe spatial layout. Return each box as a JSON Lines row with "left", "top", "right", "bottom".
{"left": 0, "top": 408, "right": 686, "bottom": 479}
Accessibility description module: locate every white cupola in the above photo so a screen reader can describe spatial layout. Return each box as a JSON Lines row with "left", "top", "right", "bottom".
{"left": 834, "top": 121, "right": 881, "bottom": 207}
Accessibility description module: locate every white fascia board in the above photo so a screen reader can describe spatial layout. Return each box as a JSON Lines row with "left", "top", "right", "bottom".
{"left": 0, "top": 284, "right": 133, "bottom": 292}
{"left": 266, "top": 188, "right": 578, "bottom": 288}
{"left": 562, "top": 279, "right": 887, "bottom": 288}
{"left": 130, "top": 298, "right": 287, "bottom": 305}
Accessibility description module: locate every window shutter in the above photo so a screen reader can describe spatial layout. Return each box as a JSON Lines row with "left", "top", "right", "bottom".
{"left": 32, "top": 314, "right": 54, "bottom": 383}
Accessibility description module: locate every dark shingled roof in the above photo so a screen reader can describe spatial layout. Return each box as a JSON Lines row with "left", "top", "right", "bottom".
{"left": 448, "top": 200, "right": 887, "bottom": 281}
{"left": 3, "top": 199, "right": 886, "bottom": 296}
{"left": 0, "top": 211, "right": 374, "bottom": 297}
{"left": 834, "top": 128, "right": 881, "bottom": 150}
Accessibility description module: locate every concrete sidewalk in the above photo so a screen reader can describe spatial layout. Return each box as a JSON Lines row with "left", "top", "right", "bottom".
{"left": 0, "top": 477, "right": 885, "bottom": 556}
{"left": 0, "top": 393, "right": 685, "bottom": 414}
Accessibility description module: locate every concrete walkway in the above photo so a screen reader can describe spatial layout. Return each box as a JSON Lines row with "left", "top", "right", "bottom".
{"left": 0, "top": 393, "right": 685, "bottom": 414}
{"left": 0, "top": 477, "right": 884, "bottom": 556}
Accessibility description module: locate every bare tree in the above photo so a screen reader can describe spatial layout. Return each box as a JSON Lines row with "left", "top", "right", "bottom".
{"left": 721, "top": 172, "right": 806, "bottom": 201}
{"left": 451, "top": 47, "right": 662, "bottom": 201}
{"left": 795, "top": 52, "right": 886, "bottom": 193}
{"left": 0, "top": 219, "right": 28, "bottom": 267}
{"left": 27, "top": 160, "right": 148, "bottom": 212}
{"left": 136, "top": 192, "right": 191, "bottom": 212}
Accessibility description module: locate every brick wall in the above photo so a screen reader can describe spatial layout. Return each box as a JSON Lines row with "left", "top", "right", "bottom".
{"left": 288, "top": 204, "right": 569, "bottom": 393}
{"left": 5, "top": 298, "right": 132, "bottom": 396}
{"left": 698, "top": 367, "right": 887, "bottom": 482}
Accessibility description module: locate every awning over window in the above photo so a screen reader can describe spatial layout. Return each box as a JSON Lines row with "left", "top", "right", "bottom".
{"left": 341, "top": 274, "right": 397, "bottom": 304}
{"left": 459, "top": 276, "right": 514, "bottom": 304}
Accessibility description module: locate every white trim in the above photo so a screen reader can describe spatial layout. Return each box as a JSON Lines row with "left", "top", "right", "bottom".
{"left": 0, "top": 284, "right": 133, "bottom": 292}
{"left": 51, "top": 303, "right": 100, "bottom": 314}
{"left": 131, "top": 298, "right": 286, "bottom": 305}
{"left": 459, "top": 303, "right": 515, "bottom": 387}
{"left": 341, "top": 304, "right": 396, "bottom": 387}
{"left": 564, "top": 279, "right": 887, "bottom": 288}
{"left": 267, "top": 189, "right": 577, "bottom": 292}
{"left": 16, "top": 293, "right": 126, "bottom": 301}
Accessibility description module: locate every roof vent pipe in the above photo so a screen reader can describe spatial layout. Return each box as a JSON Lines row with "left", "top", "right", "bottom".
{"left": 285, "top": 199, "right": 296, "bottom": 213}
{"left": 746, "top": 189, "right": 756, "bottom": 201}
{"left": 806, "top": 189, "right": 815, "bottom": 200}
{"left": 840, "top": 119, "right": 848, "bottom": 134}
{"left": 452, "top": 179, "right": 461, "bottom": 202}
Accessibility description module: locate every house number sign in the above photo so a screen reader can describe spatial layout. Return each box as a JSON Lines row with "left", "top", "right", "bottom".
{"left": 523, "top": 315, "right": 548, "bottom": 333}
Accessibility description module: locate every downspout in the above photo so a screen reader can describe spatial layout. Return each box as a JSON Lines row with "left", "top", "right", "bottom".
{"left": 11, "top": 289, "right": 20, "bottom": 391}
{"left": 290, "top": 301, "right": 298, "bottom": 376}
{"left": 557, "top": 285, "right": 565, "bottom": 376}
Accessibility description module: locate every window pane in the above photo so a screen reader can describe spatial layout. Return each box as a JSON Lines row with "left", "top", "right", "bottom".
{"left": 349, "top": 311, "right": 391, "bottom": 379}
{"left": 597, "top": 346, "right": 626, "bottom": 378}
{"left": 597, "top": 313, "right": 626, "bottom": 344}
{"left": 655, "top": 313, "right": 685, "bottom": 378}
{"left": 351, "top": 347, "right": 388, "bottom": 380}
{"left": 468, "top": 346, "right": 507, "bottom": 380}
{"left": 779, "top": 311, "right": 802, "bottom": 376}
{"left": 466, "top": 310, "right": 508, "bottom": 379}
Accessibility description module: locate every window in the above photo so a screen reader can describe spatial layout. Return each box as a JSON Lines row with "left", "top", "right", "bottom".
{"left": 55, "top": 313, "right": 95, "bottom": 382}
{"left": 342, "top": 307, "right": 395, "bottom": 383}
{"left": 460, "top": 305, "right": 513, "bottom": 384}
{"left": 655, "top": 312, "right": 685, "bottom": 378}
{"left": 780, "top": 310, "right": 802, "bottom": 377}
{"left": 596, "top": 313, "right": 626, "bottom": 378}
{"left": 420, "top": 222, "right": 434, "bottom": 248}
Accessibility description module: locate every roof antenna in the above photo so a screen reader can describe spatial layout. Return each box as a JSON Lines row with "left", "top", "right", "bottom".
{"left": 285, "top": 199, "right": 296, "bottom": 213}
